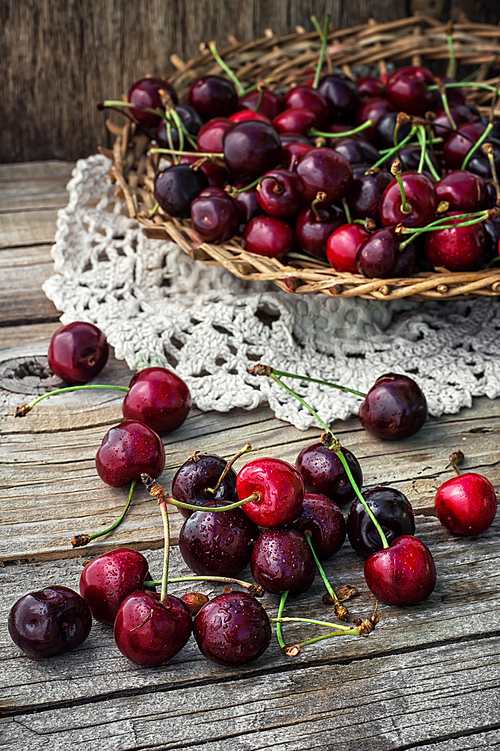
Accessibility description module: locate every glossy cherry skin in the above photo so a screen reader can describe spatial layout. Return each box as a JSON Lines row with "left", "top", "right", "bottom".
{"left": 327, "top": 223, "right": 370, "bottom": 274}
{"left": 156, "top": 104, "right": 203, "bottom": 148}
{"left": 467, "top": 137, "right": 500, "bottom": 180}
{"left": 188, "top": 75, "right": 238, "bottom": 121}
{"left": 347, "top": 487, "right": 415, "bottom": 559}
{"left": 256, "top": 169, "right": 304, "bottom": 219}
{"left": 114, "top": 591, "right": 192, "bottom": 666}
{"left": 355, "top": 98, "right": 394, "bottom": 142}
{"left": 435, "top": 473, "right": 497, "bottom": 536}
{"left": 79, "top": 548, "right": 152, "bottom": 625}
{"left": 295, "top": 148, "right": 353, "bottom": 206}
{"left": 364, "top": 535, "right": 436, "bottom": 606}
{"left": 333, "top": 137, "right": 380, "bottom": 166}
{"left": 435, "top": 170, "right": 488, "bottom": 212}
{"left": 223, "top": 120, "right": 282, "bottom": 181}
{"left": 282, "top": 141, "right": 314, "bottom": 171}
{"left": 193, "top": 591, "right": 271, "bottom": 666}
{"left": 372, "top": 111, "right": 412, "bottom": 149}
{"left": 291, "top": 492, "right": 346, "bottom": 559}
{"left": 295, "top": 204, "right": 345, "bottom": 259}
{"left": 272, "top": 107, "right": 318, "bottom": 136}
{"left": 251, "top": 528, "right": 315, "bottom": 595}
{"left": 230, "top": 109, "right": 271, "bottom": 124}
{"left": 295, "top": 443, "right": 363, "bottom": 507}
{"left": 48, "top": 321, "right": 109, "bottom": 385}
{"left": 380, "top": 172, "right": 437, "bottom": 229}
{"left": 424, "top": 215, "right": 487, "bottom": 272}
{"left": 358, "top": 374, "right": 428, "bottom": 441}
{"left": 284, "top": 86, "right": 329, "bottom": 128}
{"left": 154, "top": 164, "right": 208, "bottom": 218}
{"left": 346, "top": 170, "right": 392, "bottom": 223}
{"left": 443, "top": 122, "right": 486, "bottom": 170}
{"left": 432, "top": 103, "right": 475, "bottom": 140}
{"left": 239, "top": 88, "right": 283, "bottom": 120}
{"left": 127, "top": 77, "right": 178, "bottom": 128}
{"left": 179, "top": 503, "right": 259, "bottom": 576}
{"left": 95, "top": 419, "right": 165, "bottom": 487}
{"left": 8, "top": 586, "right": 92, "bottom": 659}
{"left": 172, "top": 452, "right": 238, "bottom": 519}
{"left": 385, "top": 65, "right": 436, "bottom": 116}
{"left": 191, "top": 187, "right": 240, "bottom": 243}
{"left": 122, "top": 367, "right": 191, "bottom": 434}
{"left": 197, "top": 117, "right": 233, "bottom": 153}
{"left": 356, "top": 75, "right": 383, "bottom": 99}
{"left": 180, "top": 156, "right": 230, "bottom": 188}
{"left": 242, "top": 216, "right": 295, "bottom": 260}
{"left": 356, "top": 227, "right": 404, "bottom": 279}
{"left": 236, "top": 457, "right": 304, "bottom": 528}
{"left": 232, "top": 182, "right": 263, "bottom": 224}
{"left": 317, "top": 75, "right": 360, "bottom": 120}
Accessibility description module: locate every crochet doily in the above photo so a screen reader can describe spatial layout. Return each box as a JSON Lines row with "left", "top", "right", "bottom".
{"left": 43, "top": 154, "right": 500, "bottom": 430}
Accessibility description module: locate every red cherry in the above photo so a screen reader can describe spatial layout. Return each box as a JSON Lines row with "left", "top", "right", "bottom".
{"left": 432, "top": 104, "right": 475, "bottom": 140}
{"left": 435, "top": 473, "right": 497, "bottom": 536}
{"left": 236, "top": 457, "right": 304, "bottom": 528}
{"left": 223, "top": 120, "right": 282, "bottom": 181}
{"left": 229, "top": 109, "right": 271, "bottom": 124}
{"left": 197, "top": 117, "right": 233, "bottom": 153}
{"left": 359, "top": 373, "right": 428, "bottom": 441}
{"left": 239, "top": 89, "right": 283, "bottom": 120}
{"left": 272, "top": 107, "right": 318, "bottom": 135}
{"left": 190, "top": 187, "right": 240, "bottom": 244}
{"left": 242, "top": 216, "right": 295, "bottom": 259}
{"left": 385, "top": 65, "right": 436, "bottom": 115}
{"left": 251, "top": 528, "right": 316, "bottom": 595}
{"left": 256, "top": 169, "right": 305, "bottom": 219}
{"left": 327, "top": 223, "right": 370, "bottom": 273}
{"left": 188, "top": 75, "right": 238, "bottom": 121}
{"left": 380, "top": 172, "right": 437, "bottom": 229}
{"left": 346, "top": 170, "right": 392, "bottom": 224}
{"left": 127, "top": 77, "right": 178, "bottom": 128}
{"left": 364, "top": 535, "right": 436, "bottom": 606}
{"left": 291, "top": 492, "right": 346, "bottom": 559}
{"left": 443, "top": 122, "right": 486, "bottom": 170}
{"left": 48, "top": 321, "right": 109, "bottom": 385}
{"left": 295, "top": 148, "right": 353, "bottom": 206}
{"left": 435, "top": 170, "right": 488, "bottom": 213}
{"left": 295, "top": 204, "right": 345, "bottom": 260}
{"left": 96, "top": 419, "right": 165, "bottom": 487}
{"left": 356, "top": 75, "right": 383, "bottom": 99}
{"left": 424, "top": 213, "right": 487, "bottom": 272}
{"left": 355, "top": 98, "right": 394, "bottom": 141}
{"left": 282, "top": 141, "right": 314, "bottom": 171}
{"left": 317, "top": 75, "right": 360, "bottom": 120}
{"left": 232, "top": 181, "right": 263, "bottom": 224}
{"left": 122, "top": 367, "right": 191, "bottom": 434}
{"left": 284, "top": 85, "right": 329, "bottom": 128}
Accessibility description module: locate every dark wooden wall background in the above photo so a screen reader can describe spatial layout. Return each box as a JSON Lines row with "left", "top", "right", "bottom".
{"left": 2, "top": 0, "right": 500, "bottom": 163}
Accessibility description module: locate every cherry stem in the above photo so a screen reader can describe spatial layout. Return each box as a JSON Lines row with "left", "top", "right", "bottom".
{"left": 446, "top": 25, "right": 456, "bottom": 80}
{"left": 310, "top": 191, "right": 327, "bottom": 220}
{"left": 150, "top": 148, "right": 224, "bottom": 159}
{"left": 294, "top": 628, "right": 362, "bottom": 648}
{"left": 369, "top": 126, "right": 418, "bottom": 172}
{"left": 258, "top": 366, "right": 367, "bottom": 398}
{"left": 208, "top": 41, "right": 245, "bottom": 95}
{"left": 149, "top": 202, "right": 160, "bottom": 218}
{"left": 99, "top": 99, "right": 165, "bottom": 119}
{"left": 208, "top": 443, "right": 252, "bottom": 495}
{"left": 311, "top": 15, "right": 331, "bottom": 90}
{"left": 258, "top": 175, "right": 283, "bottom": 195}
{"left": 144, "top": 574, "right": 264, "bottom": 595}
{"left": 228, "top": 176, "right": 263, "bottom": 195}
{"left": 15, "top": 384, "right": 130, "bottom": 417}
{"left": 461, "top": 122, "right": 494, "bottom": 170}
{"left": 304, "top": 533, "right": 339, "bottom": 603}
{"left": 276, "top": 590, "right": 289, "bottom": 650}
{"left": 391, "top": 160, "right": 412, "bottom": 214}
{"left": 398, "top": 210, "right": 491, "bottom": 249}
{"left": 272, "top": 616, "right": 356, "bottom": 631}
{"left": 141, "top": 473, "right": 259, "bottom": 513}
{"left": 310, "top": 120, "right": 373, "bottom": 139}
{"left": 342, "top": 198, "right": 352, "bottom": 225}
{"left": 71, "top": 479, "right": 137, "bottom": 548}
{"left": 379, "top": 137, "right": 441, "bottom": 154}
{"left": 424, "top": 151, "right": 441, "bottom": 182}
{"left": 253, "top": 84, "right": 266, "bottom": 113}
{"left": 428, "top": 81, "right": 499, "bottom": 94}
{"left": 449, "top": 450, "right": 464, "bottom": 476}
{"left": 461, "top": 55, "right": 500, "bottom": 83}
{"left": 416, "top": 126, "right": 427, "bottom": 174}
{"left": 157, "top": 498, "right": 170, "bottom": 603}
{"left": 436, "top": 78, "right": 457, "bottom": 130}
{"left": 483, "top": 143, "right": 500, "bottom": 205}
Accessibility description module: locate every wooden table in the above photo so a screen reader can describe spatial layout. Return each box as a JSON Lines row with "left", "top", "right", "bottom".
{"left": 1, "top": 162, "right": 500, "bottom": 750}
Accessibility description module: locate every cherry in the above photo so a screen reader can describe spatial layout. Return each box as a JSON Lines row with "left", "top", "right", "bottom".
{"left": 291, "top": 492, "right": 346, "bottom": 559}
{"left": 48, "top": 321, "right": 109, "bottom": 385}
{"left": 295, "top": 148, "right": 353, "bottom": 206}
{"left": 436, "top": 170, "right": 488, "bottom": 212}
{"left": 317, "top": 75, "right": 360, "bottom": 120}
{"left": 384, "top": 65, "right": 436, "bottom": 116}
{"left": 380, "top": 171, "right": 437, "bottom": 229}
{"left": 114, "top": 590, "right": 192, "bottom": 666}
{"left": 333, "top": 137, "right": 380, "bottom": 166}
{"left": 284, "top": 85, "right": 329, "bottom": 127}
{"left": 178, "top": 503, "right": 259, "bottom": 576}
{"left": 231, "top": 182, "right": 263, "bottom": 224}
{"left": 96, "top": 419, "right": 165, "bottom": 487}
{"left": 357, "top": 227, "right": 410, "bottom": 279}
{"left": 256, "top": 169, "right": 304, "bottom": 219}
{"left": 356, "top": 75, "right": 383, "bottom": 99}
{"left": 282, "top": 141, "right": 313, "bottom": 171}
{"left": 127, "top": 77, "right": 178, "bottom": 128}
{"left": 193, "top": 591, "right": 271, "bottom": 666}
{"left": 223, "top": 120, "right": 282, "bottom": 181}
{"left": 250, "top": 528, "right": 315, "bottom": 595}
{"left": 180, "top": 156, "right": 230, "bottom": 188}
{"left": 466, "top": 137, "right": 500, "bottom": 180}
{"left": 8, "top": 586, "right": 92, "bottom": 659}
{"left": 196, "top": 117, "right": 233, "bottom": 153}
{"left": 347, "top": 487, "right": 415, "bottom": 559}
{"left": 435, "top": 472, "right": 497, "bottom": 536}
{"left": 79, "top": 548, "right": 152, "bottom": 625}
{"left": 172, "top": 452, "right": 238, "bottom": 519}
{"left": 443, "top": 122, "right": 486, "bottom": 170}
{"left": 346, "top": 170, "right": 392, "bottom": 223}
{"left": 358, "top": 373, "right": 428, "bottom": 441}
{"left": 188, "top": 75, "right": 238, "bottom": 121}
{"left": 236, "top": 457, "right": 304, "bottom": 528}
{"left": 372, "top": 111, "right": 412, "bottom": 149}
{"left": 122, "top": 366, "right": 191, "bottom": 434}
{"left": 327, "top": 223, "right": 370, "bottom": 274}
{"left": 242, "top": 215, "right": 295, "bottom": 259}
{"left": 364, "top": 535, "right": 436, "bottom": 605}
{"left": 278, "top": 132, "right": 311, "bottom": 147}
{"left": 154, "top": 163, "right": 208, "bottom": 218}
{"left": 397, "top": 145, "right": 440, "bottom": 175}
{"left": 230, "top": 109, "right": 271, "bottom": 124}
{"left": 295, "top": 203, "right": 345, "bottom": 260}
{"left": 239, "top": 88, "right": 283, "bottom": 120}
{"left": 156, "top": 104, "right": 203, "bottom": 148}
{"left": 432, "top": 103, "right": 475, "bottom": 140}
{"left": 272, "top": 107, "right": 318, "bottom": 135}
{"left": 424, "top": 213, "right": 487, "bottom": 272}
{"left": 355, "top": 98, "right": 394, "bottom": 142}
{"left": 191, "top": 187, "right": 240, "bottom": 243}
{"left": 295, "top": 443, "right": 362, "bottom": 507}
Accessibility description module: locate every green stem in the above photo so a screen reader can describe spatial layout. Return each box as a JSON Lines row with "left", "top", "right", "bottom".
{"left": 16, "top": 384, "right": 129, "bottom": 417}
{"left": 267, "top": 368, "right": 367, "bottom": 398}
{"left": 378, "top": 137, "right": 442, "bottom": 154}
{"left": 368, "top": 126, "right": 418, "bottom": 172}
{"left": 342, "top": 198, "right": 352, "bottom": 225}
{"left": 461, "top": 122, "right": 494, "bottom": 170}
{"left": 399, "top": 210, "right": 490, "bottom": 249}
{"left": 271, "top": 374, "right": 330, "bottom": 433}
{"left": 145, "top": 574, "right": 261, "bottom": 593}
{"left": 391, "top": 161, "right": 412, "bottom": 214}
{"left": 416, "top": 126, "right": 427, "bottom": 174}
{"left": 276, "top": 590, "right": 289, "bottom": 650}
{"left": 99, "top": 99, "right": 165, "bottom": 118}
{"left": 428, "top": 81, "right": 498, "bottom": 94}
{"left": 437, "top": 82, "right": 457, "bottom": 130}
{"left": 141, "top": 473, "right": 259, "bottom": 513}
{"left": 305, "top": 534, "right": 337, "bottom": 601}
{"left": 208, "top": 41, "right": 245, "bottom": 95}
{"left": 424, "top": 151, "right": 441, "bottom": 182}
{"left": 159, "top": 499, "right": 170, "bottom": 604}
{"left": 310, "top": 120, "right": 373, "bottom": 139}
{"left": 149, "top": 202, "right": 160, "bottom": 218}
{"left": 311, "top": 15, "right": 330, "bottom": 90}
{"left": 272, "top": 616, "right": 355, "bottom": 631}
{"left": 207, "top": 443, "right": 252, "bottom": 495}
{"left": 72, "top": 479, "right": 137, "bottom": 548}
{"left": 296, "top": 628, "right": 361, "bottom": 648}
{"left": 446, "top": 28, "right": 456, "bottom": 80}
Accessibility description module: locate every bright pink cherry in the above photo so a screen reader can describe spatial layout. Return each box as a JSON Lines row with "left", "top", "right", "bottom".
{"left": 327, "top": 223, "right": 370, "bottom": 273}
{"left": 122, "top": 367, "right": 191, "bottom": 434}
{"left": 96, "top": 420, "right": 165, "bottom": 487}
{"left": 435, "top": 473, "right": 497, "bottom": 536}
{"left": 364, "top": 535, "right": 436, "bottom": 605}
{"left": 236, "top": 457, "right": 304, "bottom": 528}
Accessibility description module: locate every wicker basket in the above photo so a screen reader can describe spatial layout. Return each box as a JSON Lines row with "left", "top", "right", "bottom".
{"left": 106, "top": 14, "right": 500, "bottom": 301}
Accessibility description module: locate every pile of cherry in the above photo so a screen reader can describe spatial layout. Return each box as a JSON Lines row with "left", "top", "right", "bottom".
{"left": 99, "top": 33, "right": 500, "bottom": 276}
{"left": 8, "top": 320, "right": 498, "bottom": 668}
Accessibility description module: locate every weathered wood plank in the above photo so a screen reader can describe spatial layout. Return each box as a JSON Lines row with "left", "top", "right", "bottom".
{"left": 0, "top": 210, "right": 61, "bottom": 248}
{"left": 0, "top": 246, "right": 60, "bottom": 324}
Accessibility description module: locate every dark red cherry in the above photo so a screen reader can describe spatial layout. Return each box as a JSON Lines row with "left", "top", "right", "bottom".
{"left": 466, "top": 137, "right": 500, "bottom": 180}
{"left": 327, "top": 223, "right": 370, "bottom": 273}
{"left": 317, "top": 75, "right": 360, "bottom": 120}
{"left": 122, "top": 366, "right": 191, "bottom": 434}
{"left": 333, "top": 137, "right": 380, "bottom": 165}
{"left": 232, "top": 182, "right": 263, "bottom": 224}
{"left": 356, "top": 227, "right": 402, "bottom": 278}
{"left": 197, "top": 117, "right": 233, "bottom": 153}
{"left": 358, "top": 373, "right": 428, "bottom": 441}
{"left": 236, "top": 457, "right": 304, "bottom": 528}
{"left": 372, "top": 111, "right": 412, "bottom": 149}
{"left": 256, "top": 169, "right": 304, "bottom": 219}
{"left": 156, "top": 104, "right": 203, "bottom": 147}
{"left": 435, "top": 170, "right": 488, "bottom": 213}
{"left": 364, "top": 535, "right": 436, "bottom": 605}
{"left": 295, "top": 443, "right": 362, "bottom": 507}
{"left": 178, "top": 503, "right": 259, "bottom": 576}
{"left": 346, "top": 170, "right": 392, "bottom": 223}
{"left": 435, "top": 472, "right": 497, "bottom": 536}
{"left": 242, "top": 216, "right": 295, "bottom": 259}
{"left": 355, "top": 98, "right": 394, "bottom": 141}
{"left": 380, "top": 172, "right": 437, "bottom": 229}
{"left": 435, "top": 77, "right": 466, "bottom": 107}
{"left": 229, "top": 109, "right": 271, "bottom": 124}
{"left": 432, "top": 103, "right": 475, "bottom": 140}
{"left": 251, "top": 528, "right": 315, "bottom": 595}
{"left": 292, "top": 492, "right": 346, "bottom": 559}
{"left": 191, "top": 187, "right": 240, "bottom": 243}
{"left": 193, "top": 591, "right": 271, "bottom": 666}
{"left": 424, "top": 213, "right": 487, "bottom": 272}
{"left": 48, "top": 321, "right": 109, "bottom": 386}
{"left": 180, "top": 155, "right": 230, "bottom": 188}
{"left": 385, "top": 65, "right": 436, "bottom": 116}
{"left": 295, "top": 203, "right": 345, "bottom": 260}
{"left": 127, "top": 77, "right": 178, "bottom": 128}
{"left": 347, "top": 487, "right": 415, "bottom": 559}
{"left": 239, "top": 88, "right": 283, "bottom": 120}
{"left": 188, "top": 75, "right": 238, "bottom": 121}
{"left": 356, "top": 75, "right": 383, "bottom": 99}
{"left": 397, "top": 145, "right": 440, "bottom": 175}
{"left": 79, "top": 548, "right": 152, "bottom": 625}
{"left": 284, "top": 85, "right": 329, "bottom": 128}
{"left": 8, "top": 586, "right": 92, "bottom": 659}
{"left": 278, "top": 131, "right": 311, "bottom": 147}
{"left": 114, "top": 591, "right": 191, "bottom": 666}
{"left": 282, "top": 141, "right": 313, "bottom": 171}
{"left": 443, "top": 122, "right": 486, "bottom": 170}
{"left": 295, "top": 147, "right": 353, "bottom": 206}
{"left": 95, "top": 419, "right": 165, "bottom": 487}
{"left": 154, "top": 163, "right": 208, "bottom": 218}
{"left": 172, "top": 453, "right": 238, "bottom": 519}
{"left": 223, "top": 120, "right": 282, "bottom": 180}
{"left": 272, "top": 107, "right": 318, "bottom": 136}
